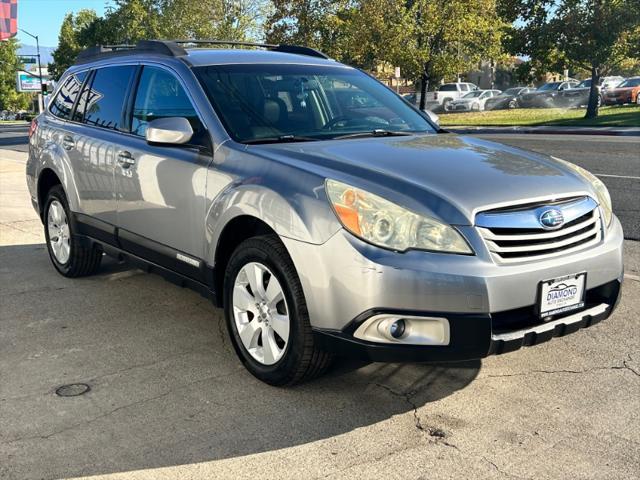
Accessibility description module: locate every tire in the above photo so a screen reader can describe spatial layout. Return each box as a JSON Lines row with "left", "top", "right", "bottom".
{"left": 636, "top": 94, "right": 640, "bottom": 105}
{"left": 442, "top": 98, "right": 453, "bottom": 111}
{"left": 223, "top": 234, "right": 332, "bottom": 386}
{"left": 508, "top": 99, "right": 517, "bottom": 109}
{"left": 43, "top": 185, "right": 102, "bottom": 277}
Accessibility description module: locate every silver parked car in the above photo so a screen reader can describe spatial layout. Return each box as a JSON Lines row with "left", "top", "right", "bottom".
{"left": 27, "top": 41, "right": 623, "bottom": 385}
{"left": 448, "top": 89, "right": 502, "bottom": 111}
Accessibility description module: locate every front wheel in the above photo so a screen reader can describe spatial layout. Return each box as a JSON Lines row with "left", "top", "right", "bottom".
{"left": 223, "top": 234, "right": 332, "bottom": 386}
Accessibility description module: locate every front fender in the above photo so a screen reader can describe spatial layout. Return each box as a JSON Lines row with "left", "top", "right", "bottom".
{"left": 204, "top": 182, "right": 341, "bottom": 266}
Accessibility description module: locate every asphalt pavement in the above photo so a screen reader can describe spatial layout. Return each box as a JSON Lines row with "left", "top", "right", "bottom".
{"left": 1, "top": 126, "right": 639, "bottom": 480}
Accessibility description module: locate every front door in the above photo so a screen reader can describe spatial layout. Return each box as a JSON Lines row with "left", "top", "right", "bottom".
{"left": 114, "top": 65, "right": 211, "bottom": 276}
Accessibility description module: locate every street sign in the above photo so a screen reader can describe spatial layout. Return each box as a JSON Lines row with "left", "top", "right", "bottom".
{"left": 18, "top": 56, "right": 37, "bottom": 64}
{"left": 16, "top": 72, "right": 42, "bottom": 92}
{"left": 394, "top": 67, "right": 401, "bottom": 79}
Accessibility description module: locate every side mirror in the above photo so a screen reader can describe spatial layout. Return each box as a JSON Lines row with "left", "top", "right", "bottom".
{"left": 146, "top": 117, "right": 194, "bottom": 145}
{"left": 422, "top": 109, "right": 440, "bottom": 126}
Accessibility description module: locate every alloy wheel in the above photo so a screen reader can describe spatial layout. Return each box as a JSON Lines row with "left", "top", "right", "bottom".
{"left": 232, "top": 262, "right": 290, "bottom": 365}
{"left": 47, "top": 200, "right": 71, "bottom": 264}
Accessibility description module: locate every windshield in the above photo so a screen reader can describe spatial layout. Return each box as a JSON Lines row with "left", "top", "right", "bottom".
{"left": 537, "top": 82, "right": 561, "bottom": 91}
{"left": 462, "top": 91, "right": 483, "bottom": 98}
{"left": 503, "top": 88, "right": 522, "bottom": 96}
{"left": 194, "top": 64, "right": 436, "bottom": 143}
{"left": 619, "top": 78, "right": 640, "bottom": 87}
{"left": 577, "top": 80, "right": 592, "bottom": 88}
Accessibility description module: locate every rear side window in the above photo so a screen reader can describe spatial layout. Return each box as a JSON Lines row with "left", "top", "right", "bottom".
{"left": 49, "top": 71, "right": 88, "bottom": 120}
{"left": 131, "top": 66, "right": 199, "bottom": 137}
{"left": 439, "top": 84, "right": 458, "bottom": 91}
{"left": 80, "top": 65, "right": 136, "bottom": 131}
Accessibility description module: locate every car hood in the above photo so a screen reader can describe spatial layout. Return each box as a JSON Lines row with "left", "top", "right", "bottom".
{"left": 607, "top": 87, "right": 635, "bottom": 93}
{"left": 251, "top": 134, "right": 594, "bottom": 225}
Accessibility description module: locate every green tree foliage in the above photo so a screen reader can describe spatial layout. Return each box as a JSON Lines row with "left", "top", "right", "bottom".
{"left": 49, "top": 9, "right": 101, "bottom": 80}
{"left": 508, "top": 0, "right": 640, "bottom": 118}
{"left": 0, "top": 38, "right": 31, "bottom": 111}
{"left": 50, "top": 0, "right": 267, "bottom": 80}
{"left": 266, "top": 0, "right": 506, "bottom": 108}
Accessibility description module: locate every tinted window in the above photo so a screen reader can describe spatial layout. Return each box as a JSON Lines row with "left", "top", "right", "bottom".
{"left": 131, "top": 66, "right": 199, "bottom": 137}
{"left": 619, "top": 78, "right": 640, "bottom": 87}
{"left": 439, "top": 84, "right": 458, "bottom": 91}
{"left": 49, "top": 71, "right": 88, "bottom": 120}
{"left": 81, "top": 65, "right": 135, "bottom": 131}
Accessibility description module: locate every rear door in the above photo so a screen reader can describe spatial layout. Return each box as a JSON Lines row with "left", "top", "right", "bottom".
{"left": 114, "top": 64, "right": 211, "bottom": 275}
{"left": 70, "top": 65, "right": 137, "bottom": 233}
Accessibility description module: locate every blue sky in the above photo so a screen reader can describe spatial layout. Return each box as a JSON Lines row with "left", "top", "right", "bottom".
{"left": 17, "top": 0, "right": 114, "bottom": 47}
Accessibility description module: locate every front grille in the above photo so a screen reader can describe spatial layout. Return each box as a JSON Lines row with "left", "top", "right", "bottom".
{"left": 476, "top": 197, "right": 602, "bottom": 263}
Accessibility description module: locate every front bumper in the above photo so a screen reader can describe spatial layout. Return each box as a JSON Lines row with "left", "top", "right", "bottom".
{"left": 282, "top": 215, "right": 624, "bottom": 362}
{"left": 313, "top": 279, "right": 620, "bottom": 362}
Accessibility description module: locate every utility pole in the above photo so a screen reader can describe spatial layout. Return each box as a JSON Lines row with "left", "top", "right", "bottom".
{"left": 19, "top": 28, "right": 44, "bottom": 113}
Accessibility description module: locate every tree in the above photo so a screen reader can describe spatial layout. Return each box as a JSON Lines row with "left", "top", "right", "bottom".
{"left": 403, "top": 0, "right": 506, "bottom": 109}
{"left": 264, "top": 0, "right": 348, "bottom": 54}
{"left": 49, "top": 9, "right": 100, "bottom": 80}
{"left": 509, "top": 0, "right": 640, "bottom": 119}
{"left": 0, "top": 38, "right": 31, "bottom": 111}
{"left": 49, "top": 0, "right": 268, "bottom": 81}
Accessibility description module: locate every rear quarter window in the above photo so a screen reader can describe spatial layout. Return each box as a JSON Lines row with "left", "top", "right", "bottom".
{"left": 49, "top": 71, "right": 88, "bottom": 120}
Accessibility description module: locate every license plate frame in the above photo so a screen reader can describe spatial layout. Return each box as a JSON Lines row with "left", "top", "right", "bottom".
{"left": 537, "top": 272, "right": 587, "bottom": 319}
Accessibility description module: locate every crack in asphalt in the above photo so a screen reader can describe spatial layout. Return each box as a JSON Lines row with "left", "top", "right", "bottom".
{"left": 373, "top": 382, "right": 459, "bottom": 450}
{"left": 1, "top": 371, "right": 236, "bottom": 445}
{"left": 483, "top": 456, "right": 532, "bottom": 480}
{"left": 478, "top": 361, "right": 640, "bottom": 380}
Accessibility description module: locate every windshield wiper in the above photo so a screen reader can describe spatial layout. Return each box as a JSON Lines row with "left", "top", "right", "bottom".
{"left": 331, "top": 129, "right": 415, "bottom": 140}
{"left": 243, "top": 135, "right": 319, "bottom": 145}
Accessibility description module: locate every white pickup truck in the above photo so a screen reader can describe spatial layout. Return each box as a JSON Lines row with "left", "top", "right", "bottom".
{"left": 426, "top": 82, "right": 479, "bottom": 111}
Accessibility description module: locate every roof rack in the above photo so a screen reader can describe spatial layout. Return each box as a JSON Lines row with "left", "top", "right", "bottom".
{"left": 75, "top": 39, "right": 330, "bottom": 64}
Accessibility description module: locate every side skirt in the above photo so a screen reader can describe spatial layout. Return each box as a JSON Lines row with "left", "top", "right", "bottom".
{"left": 71, "top": 213, "right": 218, "bottom": 305}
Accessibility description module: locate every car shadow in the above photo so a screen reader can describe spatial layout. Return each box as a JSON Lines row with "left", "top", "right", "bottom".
{"left": 0, "top": 244, "right": 480, "bottom": 480}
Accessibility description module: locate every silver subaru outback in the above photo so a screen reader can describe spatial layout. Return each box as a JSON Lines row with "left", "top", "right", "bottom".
{"left": 27, "top": 40, "right": 624, "bottom": 385}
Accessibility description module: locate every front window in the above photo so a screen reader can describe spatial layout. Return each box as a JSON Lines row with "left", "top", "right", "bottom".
{"left": 194, "top": 64, "right": 435, "bottom": 143}
{"left": 618, "top": 78, "right": 640, "bottom": 87}
{"left": 537, "top": 82, "right": 562, "bottom": 91}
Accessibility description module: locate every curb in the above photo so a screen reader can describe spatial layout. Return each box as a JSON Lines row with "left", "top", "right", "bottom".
{"left": 444, "top": 126, "right": 640, "bottom": 137}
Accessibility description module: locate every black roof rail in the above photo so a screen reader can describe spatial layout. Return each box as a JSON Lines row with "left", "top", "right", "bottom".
{"left": 172, "top": 39, "right": 330, "bottom": 59}
{"left": 76, "top": 40, "right": 188, "bottom": 64}
{"left": 75, "top": 39, "right": 330, "bottom": 64}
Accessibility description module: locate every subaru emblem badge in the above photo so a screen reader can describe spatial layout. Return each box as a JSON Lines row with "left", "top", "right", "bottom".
{"left": 539, "top": 209, "right": 564, "bottom": 229}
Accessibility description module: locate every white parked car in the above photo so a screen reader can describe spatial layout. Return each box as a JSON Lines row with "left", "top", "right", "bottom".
{"left": 448, "top": 90, "right": 502, "bottom": 112}
{"left": 425, "top": 82, "right": 479, "bottom": 111}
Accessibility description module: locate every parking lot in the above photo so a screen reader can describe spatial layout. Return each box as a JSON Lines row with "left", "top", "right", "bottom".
{"left": 1, "top": 127, "right": 639, "bottom": 480}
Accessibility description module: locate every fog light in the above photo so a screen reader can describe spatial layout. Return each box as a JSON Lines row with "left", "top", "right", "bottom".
{"left": 355, "top": 314, "right": 450, "bottom": 345}
{"left": 389, "top": 319, "right": 405, "bottom": 338}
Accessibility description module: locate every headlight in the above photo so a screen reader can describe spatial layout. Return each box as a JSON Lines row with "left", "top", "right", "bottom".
{"left": 553, "top": 157, "right": 612, "bottom": 227}
{"left": 325, "top": 180, "right": 473, "bottom": 254}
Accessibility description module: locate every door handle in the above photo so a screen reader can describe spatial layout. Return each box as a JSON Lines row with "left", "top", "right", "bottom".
{"left": 62, "top": 135, "right": 75, "bottom": 150}
{"left": 117, "top": 151, "right": 135, "bottom": 168}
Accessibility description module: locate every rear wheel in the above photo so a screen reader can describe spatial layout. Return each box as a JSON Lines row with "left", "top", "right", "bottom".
{"left": 442, "top": 98, "right": 453, "bottom": 111}
{"left": 224, "top": 234, "right": 332, "bottom": 386}
{"left": 44, "top": 185, "right": 102, "bottom": 277}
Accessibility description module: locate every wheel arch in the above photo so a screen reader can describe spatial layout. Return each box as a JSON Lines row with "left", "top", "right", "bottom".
{"left": 212, "top": 215, "right": 280, "bottom": 307}
{"left": 36, "top": 168, "right": 63, "bottom": 220}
